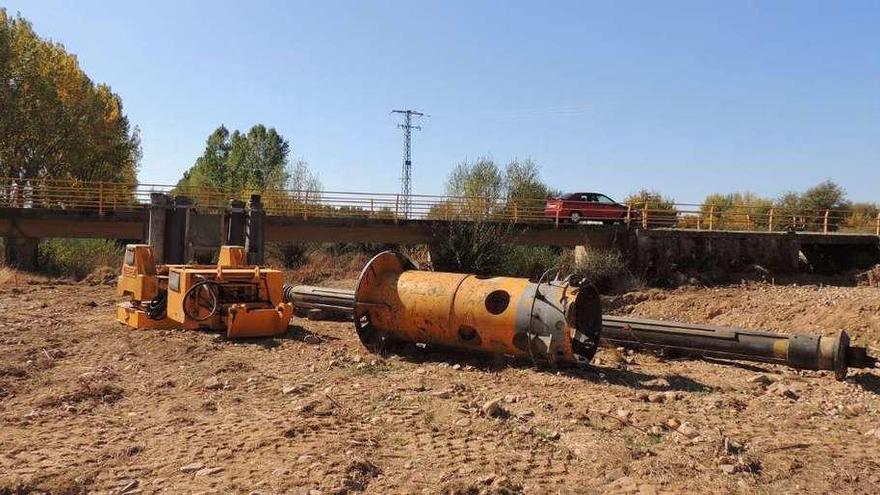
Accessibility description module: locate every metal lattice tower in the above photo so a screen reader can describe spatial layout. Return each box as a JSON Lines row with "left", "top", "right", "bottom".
{"left": 391, "top": 109, "right": 425, "bottom": 218}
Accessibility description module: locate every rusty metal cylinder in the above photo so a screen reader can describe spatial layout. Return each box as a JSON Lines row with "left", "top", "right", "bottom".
{"left": 352, "top": 251, "right": 602, "bottom": 365}
{"left": 602, "top": 316, "right": 874, "bottom": 379}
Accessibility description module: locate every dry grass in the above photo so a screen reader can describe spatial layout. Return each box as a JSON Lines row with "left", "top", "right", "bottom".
{"left": 284, "top": 250, "right": 370, "bottom": 285}
{"left": 0, "top": 265, "right": 45, "bottom": 285}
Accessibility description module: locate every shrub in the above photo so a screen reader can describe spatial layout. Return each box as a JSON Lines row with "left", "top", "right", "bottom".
{"left": 500, "top": 245, "right": 562, "bottom": 280}
{"left": 429, "top": 221, "right": 519, "bottom": 275}
{"left": 267, "top": 242, "right": 309, "bottom": 269}
{"left": 571, "top": 246, "right": 636, "bottom": 292}
{"left": 321, "top": 242, "right": 398, "bottom": 257}
{"left": 38, "top": 239, "right": 123, "bottom": 279}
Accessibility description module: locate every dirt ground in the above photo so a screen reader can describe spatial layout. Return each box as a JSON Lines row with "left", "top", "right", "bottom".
{"left": 1, "top": 277, "right": 879, "bottom": 494}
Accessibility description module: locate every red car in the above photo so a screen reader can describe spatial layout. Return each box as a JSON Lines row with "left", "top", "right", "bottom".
{"left": 544, "top": 192, "right": 635, "bottom": 224}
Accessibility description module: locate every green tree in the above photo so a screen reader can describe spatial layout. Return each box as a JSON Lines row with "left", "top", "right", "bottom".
{"left": 177, "top": 124, "right": 291, "bottom": 194}
{"left": 799, "top": 179, "right": 849, "bottom": 212}
{"left": 774, "top": 180, "right": 850, "bottom": 231}
{"left": 442, "top": 157, "right": 556, "bottom": 221}
{"left": 445, "top": 157, "right": 505, "bottom": 219}
{"left": 504, "top": 158, "right": 551, "bottom": 220}
{"left": 0, "top": 10, "right": 140, "bottom": 183}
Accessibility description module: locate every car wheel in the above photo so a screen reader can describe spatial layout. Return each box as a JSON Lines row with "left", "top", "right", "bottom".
{"left": 570, "top": 211, "right": 582, "bottom": 223}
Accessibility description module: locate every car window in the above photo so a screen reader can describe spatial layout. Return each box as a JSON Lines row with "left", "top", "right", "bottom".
{"left": 582, "top": 193, "right": 598, "bottom": 202}
{"left": 562, "top": 193, "right": 580, "bottom": 200}
{"left": 596, "top": 194, "right": 616, "bottom": 204}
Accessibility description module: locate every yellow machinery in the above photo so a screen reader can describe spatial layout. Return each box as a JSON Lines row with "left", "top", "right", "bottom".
{"left": 352, "top": 251, "right": 602, "bottom": 365}
{"left": 117, "top": 244, "right": 292, "bottom": 338}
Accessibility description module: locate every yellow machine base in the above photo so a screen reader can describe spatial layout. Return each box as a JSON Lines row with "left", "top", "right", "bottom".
{"left": 116, "top": 303, "right": 194, "bottom": 330}
{"left": 226, "top": 304, "right": 293, "bottom": 338}
{"left": 116, "top": 303, "right": 292, "bottom": 338}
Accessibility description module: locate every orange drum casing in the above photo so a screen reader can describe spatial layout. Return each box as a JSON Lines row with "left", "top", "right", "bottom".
{"left": 353, "top": 252, "right": 601, "bottom": 365}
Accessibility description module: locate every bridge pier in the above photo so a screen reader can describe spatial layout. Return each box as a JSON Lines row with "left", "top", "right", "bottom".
{"left": 147, "top": 193, "right": 170, "bottom": 264}
{"left": 245, "top": 195, "right": 266, "bottom": 265}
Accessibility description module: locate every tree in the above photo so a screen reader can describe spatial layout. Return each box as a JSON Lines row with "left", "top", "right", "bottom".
{"left": 844, "top": 202, "right": 879, "bottom": 232}
{"left": 624, "top": 189, "right": 676, "bottom": 210}
{"left": 177, "top": 124, "right": 291, "bottom": 194}
{"left": 799, "top": 179, "right": 849, "bottom": 213}
{"left": 442, "top": 157, "right": 556, "bottom": 221}
{"left": 774, "top": 180, "right": 850, "bottom": 231}
{"left": 624, "top": 189, "right": 677, "bottom": 227}
{"left": 700, "top": 191, "right": 773, "bottom": 230}
{"left": 445, "top": 157, "right": 505, "bottom": 219}
{"left": 504, "top": 158, "right": 551, "bottom": 220}
{"left": 287, "top": 158, "right": 322, "bottom": 193}
{"left": 0, "top": 10, "right": 140, "bottom": 183}
{"left": 505, "top": 158, "right": 550, "bottom": 200}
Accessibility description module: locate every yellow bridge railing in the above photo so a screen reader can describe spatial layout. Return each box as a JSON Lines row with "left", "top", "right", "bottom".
{"left": 0, "top": 177, "right": 877, "bottom": 235}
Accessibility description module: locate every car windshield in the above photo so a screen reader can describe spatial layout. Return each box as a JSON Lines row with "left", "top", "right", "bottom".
{"left": 562, "top": 193, "right": 580, "bottom": 200}
{"left": 597, "top": 194, "right": 616, "bottom": 204}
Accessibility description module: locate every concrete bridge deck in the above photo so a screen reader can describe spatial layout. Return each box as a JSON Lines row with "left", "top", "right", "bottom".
{"left": 3, "top": 207, "right": 876, "bottom": 247}
{"left": 2, "top": 207, "right": 878, "bottom": 274}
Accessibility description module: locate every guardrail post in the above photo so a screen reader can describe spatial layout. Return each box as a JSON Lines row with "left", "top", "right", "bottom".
{"left": 555, "top": 204, "right": 560, "bottom": 228}
{"left": 708, "top": 205, "right": 715, "bottom": 231}
{"left": 98, "top": 181, "right": 104, "bottom": 215}
{"left": 823, "top": 209, "right": 830, "bottom": 233}
{"left": 303, "top": 191, "right": 309, "bottom": 220}
{"left": 625, "top": 205, "right": 632, "bottom": 225}
{"left": 513, "top": 201, "right": 519, "bottom": 223}
{"left": 768, "top": 208, "right": 775, "bottom": 232}
{"left": 642, "top": 202, "right": 649, "bottom": 229}
{"left": 875, "top": 212, "right": 880, "bottom": 236}
{"left": 394, "top": 195, "right": 400, "bottom": 223}
{"left": 370, "top": 198, "right": 374, "bottom": 217}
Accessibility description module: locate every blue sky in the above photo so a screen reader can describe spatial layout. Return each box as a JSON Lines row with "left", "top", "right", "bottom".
{"left": 5, "top": 1, "right": 879, "bottom": 202}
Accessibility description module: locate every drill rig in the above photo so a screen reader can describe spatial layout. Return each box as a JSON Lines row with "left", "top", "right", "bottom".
{"left": 116, "top": 244, "right": 292, "bottom": 338}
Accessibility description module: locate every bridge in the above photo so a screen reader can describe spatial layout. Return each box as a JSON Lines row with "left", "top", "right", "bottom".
{"left": 1, "top": 178, "right": 878, "bottom": 273}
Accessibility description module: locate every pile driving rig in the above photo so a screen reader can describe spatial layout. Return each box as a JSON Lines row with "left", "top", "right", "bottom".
{"left": 116, "top": 244, "right": 292, "bottom": 338}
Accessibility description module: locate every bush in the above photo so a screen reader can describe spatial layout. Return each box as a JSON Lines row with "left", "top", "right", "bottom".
{"left": 500, "top": 245, "right": 563, "bottom": 280}
{"left": 322, "top": 242, "right": 398, "bottom": 257}
{"left": 429, "top": 221, "right": 520, "bottom": 275}
{"left": 267, "top": 242, "right": 309, "bottom": 269}
{"left": 38, "top": 239, "right": 123, "bottom": 279}
{"left": 571, "top": 246, "right": 636, "bottom": 292}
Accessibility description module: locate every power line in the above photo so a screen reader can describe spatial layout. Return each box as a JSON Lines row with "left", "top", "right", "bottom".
{"left": 391, "top": 109, "right": 426, "bottom": 219}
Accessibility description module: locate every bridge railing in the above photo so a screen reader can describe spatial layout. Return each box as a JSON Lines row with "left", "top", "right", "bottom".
{"left": 1, "top": 177, "right": 878, "bottom": 235}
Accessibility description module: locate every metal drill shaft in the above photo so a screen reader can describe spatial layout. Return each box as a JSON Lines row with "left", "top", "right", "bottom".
{"left": 602, "top": 315, "right": 875, "bottom": 379}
